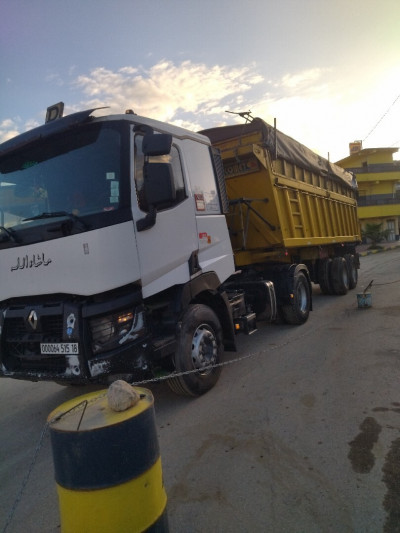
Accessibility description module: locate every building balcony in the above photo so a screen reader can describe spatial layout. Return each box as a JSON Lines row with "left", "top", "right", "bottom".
{"left": 357, "top": 194, "right": 400, "bottom": 207}
{"left": 358, "top": 200, "right": 400, "bottom": 220}
{"left": 347, "top": 162, "right": 400, "bottom": 174}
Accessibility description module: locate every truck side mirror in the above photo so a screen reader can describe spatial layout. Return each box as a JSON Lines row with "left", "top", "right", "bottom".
{"left": 142, "top": 133, "right": 172, "bottom": 156}
{"left": 136, "top": 163, "right": 176, "bottom": 231}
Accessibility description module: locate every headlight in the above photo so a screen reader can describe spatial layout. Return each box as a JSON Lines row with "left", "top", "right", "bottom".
{"left": 90, "top": 307, "right": 145, "bottom": 355}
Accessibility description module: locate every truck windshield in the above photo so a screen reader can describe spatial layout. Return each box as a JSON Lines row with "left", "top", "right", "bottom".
{"left": 0, "top": 122, "right": 128, "bottom": 236}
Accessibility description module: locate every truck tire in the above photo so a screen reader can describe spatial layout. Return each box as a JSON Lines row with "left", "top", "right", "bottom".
{"left": 167, "top": 304, "right": 223, "bottom": 396}
{"left": 345, "top": 254, "right": 358, "bottom": 289}
{"left": 281, "top": 271, "right": 311, "bottom": 325}
{"left": 330, "top": 256, "right": 349, "bottom": 295}
{"left": 318, "top": 258, "right": 333, "bottom": 295}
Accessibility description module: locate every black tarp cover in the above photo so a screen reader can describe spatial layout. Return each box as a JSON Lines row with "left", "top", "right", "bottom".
{"left": 201, "top": 118, "right": 357, "bottom": 190}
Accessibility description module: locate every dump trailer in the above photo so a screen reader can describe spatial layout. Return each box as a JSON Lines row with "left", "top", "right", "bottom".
{"left": 0, "top": 105, "right": 360, "bottom": 395}
{"left": 201, "top": 119, "right": 361, "bottom": 316}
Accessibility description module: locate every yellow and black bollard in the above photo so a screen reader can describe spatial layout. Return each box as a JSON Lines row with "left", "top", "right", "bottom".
{"left": 48, "top": 385, "right": 168, "bottom": 533}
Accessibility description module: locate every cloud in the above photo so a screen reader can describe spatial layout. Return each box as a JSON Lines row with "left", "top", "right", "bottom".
{"left": 75, "top": 61, "right": 356, "bottom": 159}
{"left": 280, "top": 68, "right": 328, "bottom": 90}
{"left": 0, "top": 117, "right": 41, "bottom": 144}
{"left": 1, "top": 60, "right": 398, "bottom": 163}
{"left": 45, "top": 72, "right": 64, "bottom": 86}
{"left": 0, "top": 59, "right": 263, "bottom": 143}
{"left": 0, "top": 62, "right": 364, "bottom": 160}
{"left": 25, "top": 118, "right": 40, "bottom": 131}
{"left": 74, "top": 60, "right": 263, "bottom": 127}
{"left": 0, "top": 119, "right": 20, "bottom": 144}
{"left": 1, "top": 60, "right": 263, "bottom": 143}
{"left": 251, "top": 64, "right": 400, "bottom": 161}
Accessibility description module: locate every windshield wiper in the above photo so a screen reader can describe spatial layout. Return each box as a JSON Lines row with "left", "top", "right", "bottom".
{"left": 24, "top": 211, "right": 75, "bottom": 221}
{"left": 23, "top": 211, "right": 89, "bottom": 230}
{"left": 0, "top": 225, "right": 19, "bottom": 243}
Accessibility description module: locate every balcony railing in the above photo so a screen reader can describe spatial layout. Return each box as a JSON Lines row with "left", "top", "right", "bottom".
{"left": 346, "top": 162, "right": 400, "bottom": 174}
{"left": 357, "top": 194, "right": 400, "bottom": 207}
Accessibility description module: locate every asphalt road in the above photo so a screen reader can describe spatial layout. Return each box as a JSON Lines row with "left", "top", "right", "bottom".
{"left": 1, "top": 248, "right": 400, "bottom": 533}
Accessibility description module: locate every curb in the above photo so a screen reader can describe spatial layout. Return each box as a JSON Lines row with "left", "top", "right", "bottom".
{"left": 358, "top": 245, "right": 400, "bottom": 257}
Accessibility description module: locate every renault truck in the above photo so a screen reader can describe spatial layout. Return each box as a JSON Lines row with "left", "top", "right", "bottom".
{"left": 0, "top": 104, "right": 360, "bottom": 395}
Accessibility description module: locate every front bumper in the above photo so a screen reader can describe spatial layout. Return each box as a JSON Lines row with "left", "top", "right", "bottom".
{"left": 0, "top": 292, "right": 149, "bottom": 383}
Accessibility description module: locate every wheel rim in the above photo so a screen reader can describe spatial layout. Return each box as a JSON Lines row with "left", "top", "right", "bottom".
{"left": 297, "top": 282, "right": 308, "bottom": 313}
{"left": 191, "top": 324, "right": 218, "bottom": 375}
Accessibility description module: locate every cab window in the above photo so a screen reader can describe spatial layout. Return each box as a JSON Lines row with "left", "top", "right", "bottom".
{"left": 134, "top": 135, "right": 186, "bottom": 212}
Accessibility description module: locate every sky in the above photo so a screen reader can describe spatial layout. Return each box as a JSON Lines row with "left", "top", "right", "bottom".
{"left": 1, "top": 0, "right": 400, "bottom": 162}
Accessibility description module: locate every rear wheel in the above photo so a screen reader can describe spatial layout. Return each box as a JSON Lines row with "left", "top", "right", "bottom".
{"left": 318, "top": 258, "right": 333, "bottom": 295}
{"left": 167, "top": 304, "right": 223, "bottom": 396}
{"left": 281, "top": 271, "right": 311, "bottom": 325}
{"left": 330, "top": 256, "right": 349, "bottom": 295}
{"left": 345, "top": 254, "right": 358, "bottom": 290}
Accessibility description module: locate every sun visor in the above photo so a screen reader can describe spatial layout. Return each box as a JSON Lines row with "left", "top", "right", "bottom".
{"left": 0, "top": 108, "right": 99, "bottom": 158}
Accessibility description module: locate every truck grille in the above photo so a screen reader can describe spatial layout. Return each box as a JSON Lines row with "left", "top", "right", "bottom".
{"left": 2, "top": 304, "right": 66, "bottom": 374}
{"left": 6, "top": 315, "right": 63, "bottom": 339}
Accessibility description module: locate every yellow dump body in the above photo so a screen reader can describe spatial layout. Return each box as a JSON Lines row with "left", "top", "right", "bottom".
{"left": 202, "top": 119, "right": 361, "bottom": 267}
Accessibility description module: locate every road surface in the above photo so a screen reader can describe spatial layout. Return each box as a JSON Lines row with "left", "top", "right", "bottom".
{"left": 1, "top": 248, "right": 400, "bottom": 532}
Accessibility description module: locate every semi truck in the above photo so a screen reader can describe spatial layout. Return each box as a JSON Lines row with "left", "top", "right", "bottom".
{"left": 0, "top": 104, "right": 361, "bottom": 395}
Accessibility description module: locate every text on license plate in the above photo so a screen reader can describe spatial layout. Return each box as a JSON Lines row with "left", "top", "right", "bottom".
{"left": 40, "top": 343, "right": 79, "bottom": 355}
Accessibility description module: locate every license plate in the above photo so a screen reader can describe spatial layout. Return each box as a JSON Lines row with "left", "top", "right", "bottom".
{"left": 40, "top": 343, "right": 79, "bottom": 355}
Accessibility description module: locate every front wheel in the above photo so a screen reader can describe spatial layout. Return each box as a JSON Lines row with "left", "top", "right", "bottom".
{"left": 167, "top": 304, "right": 223, "bottom": 396}
{"left": 281, "top": 271, "right": 311, "bottom": 325}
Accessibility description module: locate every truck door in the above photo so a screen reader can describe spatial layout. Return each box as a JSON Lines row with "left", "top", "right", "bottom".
{"left": 132, "top": 133, "right": 198, "bottom": 298}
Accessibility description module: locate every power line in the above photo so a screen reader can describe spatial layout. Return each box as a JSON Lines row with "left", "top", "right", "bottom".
{"left": 363, "top": 92, "right": 400, "bottom": 142}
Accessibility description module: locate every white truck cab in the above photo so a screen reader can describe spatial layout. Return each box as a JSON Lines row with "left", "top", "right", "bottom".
{"left": 0, "top": 105, "right": 242, "bottom": 395}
